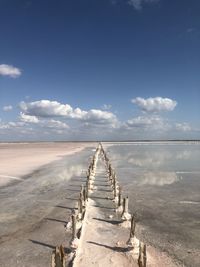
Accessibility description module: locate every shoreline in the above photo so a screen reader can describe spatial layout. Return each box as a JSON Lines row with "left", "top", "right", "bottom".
{"left": 0, "top": 142, "right": 96, "bottom": 188}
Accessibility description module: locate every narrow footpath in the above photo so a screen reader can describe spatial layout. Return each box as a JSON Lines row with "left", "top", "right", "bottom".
{"left": 73, "top": 153, "right": 137, "bottom": 266}
{"left": 52, "top": 144, "right": 180, "bottom": 267}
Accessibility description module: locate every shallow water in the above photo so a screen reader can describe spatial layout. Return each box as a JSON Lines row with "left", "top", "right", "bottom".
{"left": 103, "top": 142, "right": 200, "bottom": 267}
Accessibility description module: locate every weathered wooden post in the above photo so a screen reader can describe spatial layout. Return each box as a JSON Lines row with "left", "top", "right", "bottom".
{"left": 138, "top": 241, "right": 142, "bottom": 267}
{"left": 85, "top": 183, "right": 89, "bottom": 200}
{"left": 51, "top": 245, "right": 65, "bottom": 267}
{"left": 83, "top": 186, "right": 86, "bottom": 202}
{"left": 78, "top": 197, "right": 83, "bottom": 220}
{"left": 71, "top": 213, "right": 76, "bottom": 240}
{"left": 121, "top": 196, "right": 131, "bottom": 220}
{"left": 143, "top": 243, "right": 147, "bottom": 267}
{"left": 130, "top": 215, "right": 136, "bottom": 238}
{"left": 118, "top": 186, "right": 122, "bottom": 207}
{"left": 138, "top": 242, "right": 147, "bottom": 267}
{"left": 126, "top": 214, "right": 136, "bottom": 247}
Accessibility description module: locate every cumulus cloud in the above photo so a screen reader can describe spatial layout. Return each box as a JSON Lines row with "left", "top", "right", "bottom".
{"left": 3, "top": 105, "right": 13, "bottom": 111}
{"left": 19, "top": 100, "right": 117, "bottom": 126}
{"left": 128, "top": 0, "right": 159, "bottom": 10}
{"left": 0, "top": 64, "right": 21, "bottom": 78}
{"left": 0, "top": 121, "right": 25, "bottom": 130}
{"left": 19, "top": 112, "right": 39, "bottom": 123}
{"left": 44, "top": 119, "right": 69, "bottom": 129}
{"left": 175, "top": 123, "right": 191, "bottom": 132}
{"left": 126, "top": 115, "right": 169, "bottom": 131}
{"left": 132, "top": 97, "right": 177, "bottom": 112}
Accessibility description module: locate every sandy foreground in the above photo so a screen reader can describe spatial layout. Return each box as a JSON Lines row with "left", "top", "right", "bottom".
{"left": 0, "top": 142, "right": 182, "bottom": 266}
{"left": 0, "top": 142, "right": 93, "bottom": 187}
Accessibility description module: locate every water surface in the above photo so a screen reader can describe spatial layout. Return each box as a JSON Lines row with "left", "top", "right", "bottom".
{"left": 104, "top": 142, "right": 200, "bottom": 267}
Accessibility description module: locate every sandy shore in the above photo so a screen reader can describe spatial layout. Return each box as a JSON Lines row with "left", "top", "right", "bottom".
{"left": 0, "top": 142, "right": 95, "bottom": 187}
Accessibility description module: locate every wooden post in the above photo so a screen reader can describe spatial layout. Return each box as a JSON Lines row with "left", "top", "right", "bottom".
{"left": 143, "top": 243, "right": 147, "bottom": 267}
{"left": 124, "top": 196, "right": 129, "bottom": 213}
{"left": 83, "top": 187, "right": 86, "bottom": 202}
{"left": 121, "top": 196, "right": 131, "bottom": 220}
{"left": 85, "top": 183, "right": 89, "bottom": 200}
{"left": 138, "top": 242, "right": 147, "bottom": 267}
{"left": 122, "top": 197, "right": 125, "bottom": 213}
{"left": 51, "top": 245, "right": 65, "bottom": 267}
{"left": 71, "top": 214, "right": 76, "bottom": 240}
{"left": 138, "top": 241, "right": 142, "bottom": 267}
{"left": 118, "top": 186, "right": 122, "bottom": 207}
{"left": 78, "top": 197, "right": 83, "bottom": 219}
{"left": 130, "top": 215, "right": 136, "bottom": 238}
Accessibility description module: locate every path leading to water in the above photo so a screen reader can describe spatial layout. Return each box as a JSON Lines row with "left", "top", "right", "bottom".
{"left": 54, "top": 143, "right": 180, "bottom": 267}
{"left": 73, "top": 154, "right": 137, "bottom": 267}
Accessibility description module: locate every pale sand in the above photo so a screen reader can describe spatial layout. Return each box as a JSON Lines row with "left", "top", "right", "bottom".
{"left": 0, "top": 142, "right": 95, "bottom": 187}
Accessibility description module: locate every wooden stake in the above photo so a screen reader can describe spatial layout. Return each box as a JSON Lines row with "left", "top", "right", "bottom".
{"left": 71, "top": 214, "right": 76, "bottom": 240}
{"left": 121, "top": 196, "right": 131, "bottom": 220}
{"left": 143, "top": 243, "right": 147, "bottom": 267}
{"left": 51, "top": 245, "right": 65, "bottom": 267}
{"left": 118, "top": 187, "right": 122, "bottom": 207}
{"left": 124, "top": 196, "right": 129, "bottom": 213}
{"left": 138, "top": 241, "right": 142, "bottom": 267}
{"left": 130, "top": 215, "right": 136, "bottom": 238}
{"left": 78, "top": 197, "right": 83, "bottom": 218}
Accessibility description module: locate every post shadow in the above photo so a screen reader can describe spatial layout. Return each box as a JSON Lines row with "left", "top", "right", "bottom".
{"left": 29, "top": 239, "right": 55, "bottom": 249}
{"left": 93, "top": 217, "right": 121, "bottom": 225}
{"left": 45, "top": 218, "right": 66, "bottom": 224}
{"left": 87, "top": 241, "right": 130, "bottom": 252}
{"left": 55, "top": 205, "right": 74, "bottom": 211}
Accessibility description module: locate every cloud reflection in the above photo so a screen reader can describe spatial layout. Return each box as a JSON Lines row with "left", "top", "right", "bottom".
{"left": 138, "top": 171, "right": 180, "bottom": 186}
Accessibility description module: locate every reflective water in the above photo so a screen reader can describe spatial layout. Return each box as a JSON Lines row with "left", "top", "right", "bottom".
{"left": 104, "top": 142, "right": 200, "bottom": 267}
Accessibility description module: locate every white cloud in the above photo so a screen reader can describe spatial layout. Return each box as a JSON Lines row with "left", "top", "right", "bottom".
{"left": 175, "top": 123, "right": 191, "bottom": 132}
{"left": 19, "top": 112, "right": 39, "bottom": 123}
{"left": 128, "top": 0, "right": 159, "bottom": 10}
{"left": 3, "top": 105, "right": 13, "bottom": 111}
{"left": 132, "top": 97, "right": 177, "bottom": 112}
{"left": 126, "top": 115, "right": 169, "bottom": 131}
{"left": 0, "top": 121, "right": 25, "bottom": 130}
{"left": 44, "top": 119, "right": 69, "bottom": 129}
{"left": 19, "top": 100, "right": 117, "bottom": 126}
{"left": 19, "top": 100, "right": 73, "bottom": 117}
{"left": 0, "top": 64, "right": 21, "bottom": 78}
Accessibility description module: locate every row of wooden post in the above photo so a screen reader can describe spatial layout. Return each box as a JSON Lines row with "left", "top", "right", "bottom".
{"left": 51, "top": 144, "right": 101, "bottom": 267}
{"left": 51, "top": 143, "right": 147, "bottom": 267}
{"left": 100, "top": 143, "right": 147, "bottom": 267}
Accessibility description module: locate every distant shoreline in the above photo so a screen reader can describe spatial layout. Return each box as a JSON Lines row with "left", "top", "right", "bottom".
{"left": 0, "top": 139, "right": 200, "bottom": 143}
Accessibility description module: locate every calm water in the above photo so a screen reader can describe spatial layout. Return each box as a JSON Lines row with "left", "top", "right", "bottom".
{"left": 103, "top": 142, "right": 200, "bottom": 267}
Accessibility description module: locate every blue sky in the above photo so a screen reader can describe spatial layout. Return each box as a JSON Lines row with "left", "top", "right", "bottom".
{"left": 0, "top": 0, "right": 199, "bottom": 140}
